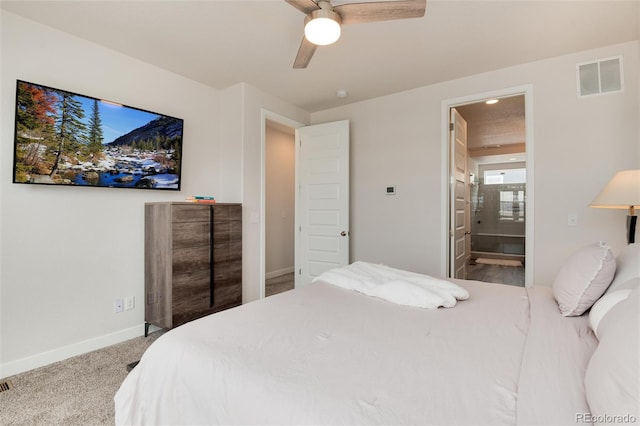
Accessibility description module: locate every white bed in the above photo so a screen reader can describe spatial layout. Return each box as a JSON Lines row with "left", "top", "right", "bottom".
{"left": 115, "top": 247, "right": 639, "bottom": 425}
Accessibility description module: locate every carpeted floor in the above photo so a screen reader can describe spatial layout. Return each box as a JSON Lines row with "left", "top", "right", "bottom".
{"left": 0, "top": 331, "right": 162, "bottom": 426}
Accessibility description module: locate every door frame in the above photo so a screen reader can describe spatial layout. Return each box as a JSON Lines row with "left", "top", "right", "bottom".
{"left": 260, "top": 109, "right": 305, "bottom": 299}
{"left": 440, "top": 85, "right": 535, "bottom": 287}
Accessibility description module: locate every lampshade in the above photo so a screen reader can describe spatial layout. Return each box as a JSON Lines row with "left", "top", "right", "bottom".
{"left": 591, "top": 169, "right": 640, "bottom": 244}
{"left": 304, "top": 9, "right": 341, "bottom": 46}
{"left": 590, "top": 170, "right": 640, "bottom": 211}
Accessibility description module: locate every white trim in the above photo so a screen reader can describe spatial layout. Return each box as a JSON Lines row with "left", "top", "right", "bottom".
{"left": 294, "top": 127, "right": 301, "bottom": 289}
{"left": 265, "top": 266, "right": 295, "bottom": 280}
{"left": 440, "top": 102, "right": 450, "bottom": 277}
{"left": 0, "top": 325, "right": 143, "bottom": 378}
{"left": 260, "top": 109, "right": 304, "bottom": 300}
{"left": 440, "top": 84, "right": 535, "bottom": 287}
{"left": 523, "top": 88, "right": 535, "bottom": 287}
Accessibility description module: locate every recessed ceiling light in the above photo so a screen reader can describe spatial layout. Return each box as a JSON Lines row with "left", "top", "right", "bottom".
{"left": 485, "top": 99, "right": 499, "bottom": 105}
{"left": 336, "top": 89, "right": 348, "bottom": 98}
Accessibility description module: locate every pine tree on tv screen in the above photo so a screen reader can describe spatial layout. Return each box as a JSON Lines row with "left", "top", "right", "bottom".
{"left": 13, "top": 80, "right": 184, "bottom": 190}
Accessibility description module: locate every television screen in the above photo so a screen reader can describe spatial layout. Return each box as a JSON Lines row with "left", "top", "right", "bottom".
{"left": 12, "top": 80, "right": 184, "bottom": 190}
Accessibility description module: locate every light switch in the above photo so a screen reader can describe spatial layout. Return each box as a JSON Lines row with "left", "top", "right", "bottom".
{"left": 568, "top": 214, "right": 578, "bottom": 227}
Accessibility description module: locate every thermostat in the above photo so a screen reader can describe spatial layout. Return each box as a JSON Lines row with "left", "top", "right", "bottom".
{"left": 386, "top": 186, "right": 396, "bottom": 195}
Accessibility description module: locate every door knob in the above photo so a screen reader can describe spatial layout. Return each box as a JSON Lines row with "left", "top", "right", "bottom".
{"left": 340, "top": 231, "right": 349, "bottom": 237}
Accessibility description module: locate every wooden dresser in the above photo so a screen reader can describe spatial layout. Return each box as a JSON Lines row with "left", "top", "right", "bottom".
{"left": 144, "top": 202, "right": 242, "bottom": 335}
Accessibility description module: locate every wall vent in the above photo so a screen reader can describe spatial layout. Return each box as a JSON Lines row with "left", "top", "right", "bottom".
{"left": 577, "top": 56, "right": 623, "bottom": 97}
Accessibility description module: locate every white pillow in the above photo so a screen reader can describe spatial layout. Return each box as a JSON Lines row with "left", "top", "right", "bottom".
{"left": 607, "top": 243, "right": 640, "bottom": 293}
{"left": 585, "top": 287, "right": 639, "bottom": 423}
{"left": 588, "top": 287, "right": 633, "bottom": 338}
{"left": 552, "top": 242, "right": 616, "bottom": 316}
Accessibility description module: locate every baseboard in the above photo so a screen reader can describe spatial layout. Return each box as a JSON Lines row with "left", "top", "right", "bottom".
{"left": 265, "top": 266, "right": 294, "bottom": 280}
{"left": 0, "top": 324, "right": 144, "bottom": 379}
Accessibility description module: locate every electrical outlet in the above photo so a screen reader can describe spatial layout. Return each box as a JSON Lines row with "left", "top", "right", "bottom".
{"left": 125, "top": 296, "right": 135, "bottom": 311}
{"left": 114, "top": 298, "right": 124, "bottom": 313}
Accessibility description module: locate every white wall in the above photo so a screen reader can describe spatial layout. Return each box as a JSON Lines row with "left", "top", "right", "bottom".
{"left": 311, "top": 41, "right": 639, "bottom": 287}
{"left": 218, "top": 84, "right": 244, "bottom": 203}
{"left": 265, "top": 124, "right": 295, "bottom": 277}
{"left": 0, "top": 12, "right": 223, "bottom": 377}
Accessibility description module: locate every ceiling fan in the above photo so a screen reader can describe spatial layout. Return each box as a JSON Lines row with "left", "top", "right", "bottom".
{"left": 286, "top": 0, "right": 427, "bottom": 68}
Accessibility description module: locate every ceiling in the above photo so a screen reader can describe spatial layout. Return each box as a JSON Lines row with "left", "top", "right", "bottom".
{"left": 1, "top": 0, "right": 638, "bottom": 112}
{"left": 454, "top": 95, "right": 526, "bottom": 164}
{"left": 457, "top": 95, "right": 524, "bottom": 150}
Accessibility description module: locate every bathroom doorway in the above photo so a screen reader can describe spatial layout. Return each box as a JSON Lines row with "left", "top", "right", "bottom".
{"left": 447, "top": 92, "right": 530, "bottom": 287}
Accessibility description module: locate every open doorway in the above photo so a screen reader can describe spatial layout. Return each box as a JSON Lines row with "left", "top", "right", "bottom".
{"left": 264, "top": 119, "right": 296, "bottom": 297}
{"left": 446, "top": 89, "right": 533, "bottom": 287}
{"left": 260, "top": 112, "right": 350, "bottom": 298}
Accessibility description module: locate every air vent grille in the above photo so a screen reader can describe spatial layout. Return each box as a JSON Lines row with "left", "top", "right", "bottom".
{"left": 577, "top": 56, "right": 623, "bottom": 97}
{"left": 0, "top": 380, "right": 14, "bottom": 392}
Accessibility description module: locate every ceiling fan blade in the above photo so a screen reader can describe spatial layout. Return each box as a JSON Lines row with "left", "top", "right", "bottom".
{"left": 334, "top": 0, "right": 426, "bottom": 25}
{"left": 285, "top": 0, "right": 320, "bottom": 14}
{"left": 293, "top": 36, "right": 318, "bottom": 68}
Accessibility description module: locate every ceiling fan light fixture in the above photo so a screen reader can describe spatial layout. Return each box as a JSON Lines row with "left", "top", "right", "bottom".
{"left": 304, "top": 9, "right": 341, "bottom": 46}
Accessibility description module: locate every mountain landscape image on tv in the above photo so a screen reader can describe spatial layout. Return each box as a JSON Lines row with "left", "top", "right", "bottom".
{"left": 12, "top": 80, "right": 184, "bottom": 190}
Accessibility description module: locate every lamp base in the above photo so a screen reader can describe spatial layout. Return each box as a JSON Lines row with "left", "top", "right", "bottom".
{"left": 628, "top": 215, "right": 637, "bottom": 244}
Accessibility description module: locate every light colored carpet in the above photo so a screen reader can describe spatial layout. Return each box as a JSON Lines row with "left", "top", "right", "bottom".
{"left": 475, "top": 257, "right": 522, "bottom": 267}
{"left": 0, "top": 331, "right": 162, "bottom": 426}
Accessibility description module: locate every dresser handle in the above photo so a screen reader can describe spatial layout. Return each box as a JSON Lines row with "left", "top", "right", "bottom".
{"left": 209, "top": 205, "right": 215, "bottom": 308}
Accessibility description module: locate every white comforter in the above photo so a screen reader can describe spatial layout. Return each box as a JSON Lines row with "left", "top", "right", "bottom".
{"left": 313, "top": 261, "right": 469, "bottom": 308}
{"left": 115, "top": 280, "right": 597, "bottom": 425}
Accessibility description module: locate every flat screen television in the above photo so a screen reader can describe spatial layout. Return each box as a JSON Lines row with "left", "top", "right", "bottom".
{"left": 12, "top": 80, "right": 184, "bottom": 190}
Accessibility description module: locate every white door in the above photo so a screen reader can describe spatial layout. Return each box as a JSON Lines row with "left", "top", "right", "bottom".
{"left": 295, "top": 120, "right": 350, "bottom": 287}
{"left": 450, "top": 108, "right": 470, "bottom": 279}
